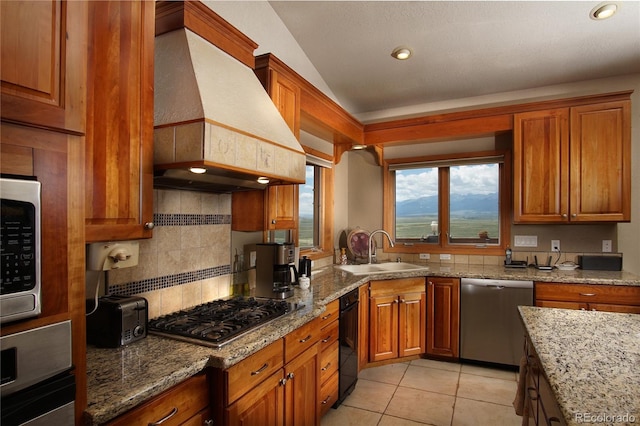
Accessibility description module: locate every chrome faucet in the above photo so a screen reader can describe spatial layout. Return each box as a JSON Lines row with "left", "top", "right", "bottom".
{"left": 368, "top": 229, "right": 395, "bottom": 264}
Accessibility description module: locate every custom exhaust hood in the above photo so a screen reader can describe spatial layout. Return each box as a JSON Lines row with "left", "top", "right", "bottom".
{"left": 153, "top": 2, "right": 306, "bottom": 193}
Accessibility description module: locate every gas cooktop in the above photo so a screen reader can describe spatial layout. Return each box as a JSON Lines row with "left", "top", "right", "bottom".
{"left": 148, "top": 297, "right": 296, "bottom": 349}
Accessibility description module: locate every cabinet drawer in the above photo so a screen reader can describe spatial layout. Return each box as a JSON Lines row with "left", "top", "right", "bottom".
{"left": 318, "top": 299, "right": 339, "bottom": 329}
{"left": 319, "top": 341, "right": 339, "bottom": 384}
{"left": 226, "top": 339, "right": 284, "bottom": 405}
{"left": 285, "top": 318, "right": 321, "bottom": 363}
{"left": 535, "top": 283, "right": 640, "bottom": 305}
{"left": 106, "top": 372, "right": 209, "bottom": 426}
{"left": 319, "top": 370, "right": 339, "bottom": 418}
{"left": 319, "top": 317, "right": 339, "bottom": 352}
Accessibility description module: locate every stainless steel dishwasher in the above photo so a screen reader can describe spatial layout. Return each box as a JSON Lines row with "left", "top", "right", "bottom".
{"left": 460, "top": 278, "right": 533, "bottom": 367}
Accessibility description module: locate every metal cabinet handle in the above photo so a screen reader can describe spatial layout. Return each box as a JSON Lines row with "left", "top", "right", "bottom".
{"left": 571, "top": 213, "right": 577, "bottom": 218}
{"left": 321, "top": 313, "right": 333, "bottom": 320}
{"left": 299, "top": 334, "right": 312, "bottom": 343}
{"left": 251, "top": 363, "right": 269, "bottom": 376}
{"left": 393, "top": 299, "right": 399, "bottom": 304}
{"left": 321, "top": 335, "right": 333, "bottom": 343}
{"left": 279, "top": 378, "right": 288, "bottom": 386}
{"left": 526, "top": 387, "right": 538, "bottom": 401}
{"left": 579, "top": 293, "right": 596, "bottom": 297}
{"left": 148, "top": 407, "right": 178, "bottom": 426}
{"left": 321, "top": 395, "right": 332, "bottom": 405}
{"left": 561, "top": 214, "right": 568, "bottom": 218}
{"left": 144, "top": 222, "right": 155, "bottom": 230}
{"left": 287, "top": 372, "right": 295, "bottom": 380}
{"left": 321, "top": 362, "right": 332, "bottom": 371}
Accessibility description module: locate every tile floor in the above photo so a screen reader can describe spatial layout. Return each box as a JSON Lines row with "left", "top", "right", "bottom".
{"left": 321, "top": 359, "right": 523, "bottom": 426}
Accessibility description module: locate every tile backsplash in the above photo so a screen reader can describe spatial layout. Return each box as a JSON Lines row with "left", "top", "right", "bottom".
{"left": 107, "top": 189, "right": 232, "bottom": 319}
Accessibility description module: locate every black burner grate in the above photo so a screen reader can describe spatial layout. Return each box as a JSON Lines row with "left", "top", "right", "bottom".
{"left": 148, "top": 297, "right": 290, "bottom": 348}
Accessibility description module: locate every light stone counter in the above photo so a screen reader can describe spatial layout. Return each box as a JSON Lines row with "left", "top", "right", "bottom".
{"left": 85, "top": 264, "right": 639, "bottom": 424}
{"left": 519, "top": 306, "right": 640, "bottom": 426}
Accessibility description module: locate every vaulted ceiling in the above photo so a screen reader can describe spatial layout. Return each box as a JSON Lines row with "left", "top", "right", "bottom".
{"left": 269, "top": 1, "right": 640, "bottom": 117}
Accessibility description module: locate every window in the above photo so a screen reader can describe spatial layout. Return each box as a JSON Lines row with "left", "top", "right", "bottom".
{"left": 298, "top": 154, "right": 334, "bottom": 258}
{"left": 299, "top": 164, "right": 319, "bottom": 248}
{"left": 385, "top": 151, "right": 510, "bottom": 254}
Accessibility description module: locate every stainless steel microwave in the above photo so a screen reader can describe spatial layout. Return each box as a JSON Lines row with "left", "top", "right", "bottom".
{"left": 0, "top": 176, "right": 41, "bottom": 324}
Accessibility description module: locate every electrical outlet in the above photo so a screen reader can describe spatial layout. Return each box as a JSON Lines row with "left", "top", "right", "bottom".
{"left": 602, "top": 240, "right": 612, "bottom": 253}
{"left": 551, "top": 240, "right": 560, "bottom": 252}
{"left": 419, "top": 253, "right": 430, "bottom": 260}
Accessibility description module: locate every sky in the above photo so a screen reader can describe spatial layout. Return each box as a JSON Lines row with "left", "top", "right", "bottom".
{"left": 395, "top": 164, "right": 498, "bottom": 203}
{"left": 299, "top": 165, "right": 314, "bottom": 217}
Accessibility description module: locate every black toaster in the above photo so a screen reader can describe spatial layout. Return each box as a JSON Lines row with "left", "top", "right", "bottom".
{"left": 87, "top": 295, "right": 148, "bottom": 347}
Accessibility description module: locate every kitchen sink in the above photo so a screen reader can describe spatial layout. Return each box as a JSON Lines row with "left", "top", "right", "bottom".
{"left": 336, "top": 262, "right": 429, "bottom": 276}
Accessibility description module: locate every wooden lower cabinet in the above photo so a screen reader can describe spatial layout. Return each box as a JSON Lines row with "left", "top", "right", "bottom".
{"left": 426, "top": 277, "right": 460, "bottom": 358}
{"left": 524, "top": 337, "right": 567, "bottom": 426}
{"left": 318, "top": 300, "right": 339, "bottom": 417}
{"left": 284, "top": 343, "right": 319, "bottom": 426}
{"left": 106, "top": 371, "right": 211, "bottom": 426}
{"left": 535, "top": 282, "right": 640, "bottom": 313}
{"left": 369, "top": 278, "right": 426, "bottom": 362}
{"left": 226, "top": 369, "right": 285, "bottom": 426}
{"left": 216, "top": 319, "right": 323, "bottom": 425}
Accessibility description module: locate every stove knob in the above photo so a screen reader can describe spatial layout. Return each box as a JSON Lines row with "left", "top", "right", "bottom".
{"left": 133, "top": 325, "right": 144, "bottom": 337}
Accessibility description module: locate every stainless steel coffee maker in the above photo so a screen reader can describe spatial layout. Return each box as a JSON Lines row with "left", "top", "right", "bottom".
{"left": 255, "top": 243, "right": 298, "bottom": 299}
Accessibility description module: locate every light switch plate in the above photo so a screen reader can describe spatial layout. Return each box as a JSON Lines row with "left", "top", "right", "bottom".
{"left": 440, "top": 254, "right": 451, "bottom": 260}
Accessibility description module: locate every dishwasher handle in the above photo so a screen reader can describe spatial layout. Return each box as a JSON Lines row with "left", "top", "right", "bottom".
{"left": 461, "top": 278, "right": 533, "bottom": 289}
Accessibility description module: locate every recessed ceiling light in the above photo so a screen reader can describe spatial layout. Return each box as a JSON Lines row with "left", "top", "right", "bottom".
{"left": 189, "top": 167, "right": 207, "bottom": 174}
{"left": 257, "top": 177, "right": 270, "bottom": 184}
{"left": 391, "top": 47, "right": 412, "bottom": 60}
{"left": 590, "top": 2, "right": 618, "bottom": 20}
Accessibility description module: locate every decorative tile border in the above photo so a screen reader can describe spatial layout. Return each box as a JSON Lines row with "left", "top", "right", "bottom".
{"left": 154, "top": 213, "right": 231, "bottom": 226}
{"left": 108, "top": 265, "right": 231, "bottom": 296}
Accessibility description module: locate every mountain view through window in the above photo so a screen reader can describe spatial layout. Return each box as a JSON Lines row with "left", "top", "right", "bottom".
{"left": 395, "top": 163, "right": 500, "bottom": 243}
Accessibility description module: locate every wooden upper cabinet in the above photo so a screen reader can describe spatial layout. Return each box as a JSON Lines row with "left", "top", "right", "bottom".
{"left": 513, "top": 109, "right": 569, "bottom": 223}
{"left": 570, "top": 101, "right": 631, "bottom": 222}
{"left": 270, "top": 71, "right": 301, "bottom": 139}
{"left": 1, "top": 1, "right": 87, "bottom": 134}
{"left": 513, "top": 97, "right": 631, "bottom": 223}
{"left": 85, "top": 0, "right": 155, "bottom": 242}
{"left": 267, "top": 185, "right": 298, "bottom": 231}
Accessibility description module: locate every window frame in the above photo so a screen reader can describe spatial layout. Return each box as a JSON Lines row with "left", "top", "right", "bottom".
{"left": 383, "top": 149, "right": 511, "bottom": 256}
{"left": 298, "top": 153, "right": 334, "bottom": 261}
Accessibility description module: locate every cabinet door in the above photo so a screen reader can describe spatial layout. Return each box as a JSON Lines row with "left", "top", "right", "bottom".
{"left": 399, "top": 292, "right": 426, "bottom": 357}
{"left": 227, "top": 369, "right": 285, "bottom": 426}
{"left": 513, "top": 109, "right": 569, "bottom": 223}
{"left": 426, "top": 277, "right": 460, "bottom": 358}
{"left": 369, "top": 294, "right": 399, "bottom": 362}
{"left": 570, "top": 101, "right": 631, "bottom": 222}
{"left": 270, "top": 70, "right": 301, "bottom": 139}
{"left": 1, "top": 1, "right": 87, "bottom": 134}
{"left": 85, "top": 0, "right": 155, "bottom": 242}
{"left": 267, "top": 184, "right": 298, "bottom": 230}
{"left": 284, "top": 344, "right": 319, "bottom": 426}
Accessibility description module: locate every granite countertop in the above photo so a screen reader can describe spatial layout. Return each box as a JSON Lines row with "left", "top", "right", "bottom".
{"left": 85, "top": 264, "right": 640, "bottom": 424}
{"left": 519, "top": 306, "right": 640, "bottom": 426}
